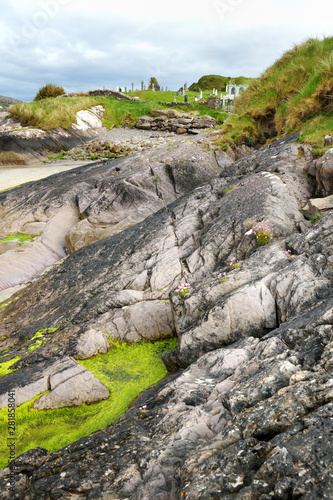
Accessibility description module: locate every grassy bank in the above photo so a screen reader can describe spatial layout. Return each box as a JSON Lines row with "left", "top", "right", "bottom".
{"left": 8, "top": 96, "right": 169, "bottom": 131}
{"left": 8, "top": 94, "right": 228, "bottom": 131}
{"left": 0, "top": 338, "right": 177, "bottom": 468}
{"left": 214, "top": 37, "right": 333, "bottom": 154}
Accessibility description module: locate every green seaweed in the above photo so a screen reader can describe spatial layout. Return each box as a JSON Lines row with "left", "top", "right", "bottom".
{"left": 0, "top": 338, "right": 177, "bottom": 468}
{"left": 0, "top": 233, "right": 38, "bottom": 244}
{"left": 0, "top": 357, "right": 21, "bottom": 376}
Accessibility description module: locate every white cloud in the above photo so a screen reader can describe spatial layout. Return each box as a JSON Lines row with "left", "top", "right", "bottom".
{"left": 0, "top": 0, "right": 332, "bottom": 101}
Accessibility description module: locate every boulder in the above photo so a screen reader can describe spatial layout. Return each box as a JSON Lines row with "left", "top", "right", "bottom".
{"left": 315, "top": 147, "right": 333, "bottom": 196}
{"left": 32, "top": 365, "right": 109, "bottom": 410}
{"left": 0, "top": 357, "right": 109, "bottom": 409}
{"left": 308, "top": 195, "right": 333, "bottom": 214}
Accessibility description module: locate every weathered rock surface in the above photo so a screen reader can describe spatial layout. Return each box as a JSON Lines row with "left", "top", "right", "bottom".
{"left": 0, "top": 137, "right": 219, "bottom": 291}
{"left": 2, "top": 134, "right": 333, "bottom": 499}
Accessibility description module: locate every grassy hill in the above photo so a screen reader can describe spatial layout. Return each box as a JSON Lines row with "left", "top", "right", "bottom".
{"left": 215, "top": 37, "right": 333, "bottom": 154}
{"left": 189, "top": 75, "right": 253, "bottom": 92}
{"left": 0, "top": 95, "right": 22, "bottom": 109}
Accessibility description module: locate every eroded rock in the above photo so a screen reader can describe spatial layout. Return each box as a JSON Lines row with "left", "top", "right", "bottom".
{"left": 2, "top": 134, "right": 333, "bottom": 499}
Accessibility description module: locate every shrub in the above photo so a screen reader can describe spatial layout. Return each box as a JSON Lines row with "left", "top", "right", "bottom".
{"left": 245, "top": 136, "right": 255, "bottom": 147}
{"left": 252, "top": 222, "right": 274, "bottom": 245}
{"left": 34, "top": 83, "right": 65, "bottom": 101}
{"left": 310, "top": 214, "right": 323, "bottom": 224}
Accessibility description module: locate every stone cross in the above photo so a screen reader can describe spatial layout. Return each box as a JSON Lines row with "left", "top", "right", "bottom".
{"left": 141, "top": 80, "right": 144, "bottom": 91}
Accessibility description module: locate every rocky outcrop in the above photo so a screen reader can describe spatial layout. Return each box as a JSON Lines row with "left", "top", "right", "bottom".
{"left": 136, "top": 110, "right": 216, "bottom": 134}
{"left": 2, "top": 132, "right": 333, "bottom": 499}
{"left": 0, "top": 138, "right": 219, "bottom": 293}
{"left": 0, "top": 106, "right": 106, "bottom": 163}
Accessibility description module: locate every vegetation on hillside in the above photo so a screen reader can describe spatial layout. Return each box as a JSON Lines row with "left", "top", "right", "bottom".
{"left": 215, "top": 37, "right": 333, "bottom": 153}
{"left": 8, "top": 94, "right": 228, "bottom": 131}
{"left": 148, "top": 76, "right": 160, "bottom": 91}
{"left": 34, "top": 83, "right": 66, "bottom": 101}
{"left": 189, "top": 74, "right": 253, "bottom": 92}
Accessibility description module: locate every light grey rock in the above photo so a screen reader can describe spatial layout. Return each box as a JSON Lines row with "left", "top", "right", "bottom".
{"left": 308, "top": 194, "right": 333, "bottom": 214}
{"left": 32, "top": 367, "right": 109, "bottom": 410}
{"left": 0, "top": 356, "right": 109, "bottom": 410}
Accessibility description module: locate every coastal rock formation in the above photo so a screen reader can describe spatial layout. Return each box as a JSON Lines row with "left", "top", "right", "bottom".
{"left": 0, "top": 138, "right": 219, "bottom": 293}
{"left": 1, "top": 132, "right": 333, "bottom": 499}
{"left": 0, "top": 106, "right": 107, "bottom": 163}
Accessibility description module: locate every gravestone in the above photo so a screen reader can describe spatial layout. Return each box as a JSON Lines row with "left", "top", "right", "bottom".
{"left": 207, "top": 96, "right": 220, "bottom": 110}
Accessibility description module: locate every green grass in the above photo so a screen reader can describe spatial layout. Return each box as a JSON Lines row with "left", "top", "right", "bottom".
{"left": 8, "top": 93, "right": 228, "bottom": 132}
{"left": 214, "top": 36, "right": 333, "bottom": 153}
{"left": 8, "top": 96, "right": 170, "bottom": 131}
{"left": 0, "top": 338, "right": 177, "bottom": 468}
{"left": 189, "top": 74, "right": 254, "bottom": 92}
{"left": 126, "top": 89, "right": 225, "bottom": 103}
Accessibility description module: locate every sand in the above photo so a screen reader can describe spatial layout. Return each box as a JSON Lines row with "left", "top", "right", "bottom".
{"left": 0, "top": 159, "right": 93, "bottom": 192}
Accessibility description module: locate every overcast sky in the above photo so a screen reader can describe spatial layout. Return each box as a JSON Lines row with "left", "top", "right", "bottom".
{"left": 0, "top": 0, "right": 332, "bottom": 102}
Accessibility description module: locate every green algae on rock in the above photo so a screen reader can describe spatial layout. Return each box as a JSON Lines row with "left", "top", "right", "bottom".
{"left": 0, "top": 338, "right": 177, "bottom": 469}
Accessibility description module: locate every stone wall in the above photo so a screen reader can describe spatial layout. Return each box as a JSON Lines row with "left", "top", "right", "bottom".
{"left": 136, "top": 109, "right": 216, "bottom": 134}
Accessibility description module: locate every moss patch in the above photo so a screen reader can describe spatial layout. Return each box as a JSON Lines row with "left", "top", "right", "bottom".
{"left": 0, "top": 233, "right": 38, "bottom": 244}
{"left": 0, "top": 338, "right": 177, "bottom": 468}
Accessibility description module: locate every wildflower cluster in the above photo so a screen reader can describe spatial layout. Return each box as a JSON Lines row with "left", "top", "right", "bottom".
{"left": 139, "top": 405, "right": 147, "bottom": 413}
{"left": 252, "top": 222, "right": 274, "bottom": 246}
{"left": 229, "top": 257, "right": 242, "bottom": 269}
{"left": 285, "top": 250, "right": 291, "bottom": 258}
{"left": 217, "top": 272, "right": 227, "bottom": 283}
{"left": 175, "top": 283, "right": 191, "bottom": 298}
